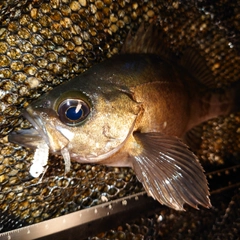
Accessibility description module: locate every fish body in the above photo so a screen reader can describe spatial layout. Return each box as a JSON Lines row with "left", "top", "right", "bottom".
{"left": 9, "top": 23, "right": 239, "bottom": 210}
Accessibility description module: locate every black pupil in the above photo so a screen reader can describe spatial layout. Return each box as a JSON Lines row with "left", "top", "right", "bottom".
{"left": 66, "top": 106, "right": 83, "bottom": 120}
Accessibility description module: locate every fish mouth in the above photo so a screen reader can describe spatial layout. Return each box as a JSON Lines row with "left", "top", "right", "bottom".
{"left": 8, "top": 106, "right": 49, "bottom": 149}
{"left": 9, "top": 106, "right": 73, "bottom": 175}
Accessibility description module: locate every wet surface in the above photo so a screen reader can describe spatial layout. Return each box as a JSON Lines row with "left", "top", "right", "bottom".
{"left": 0, "top": 0, "right": 240, "bottom": 238}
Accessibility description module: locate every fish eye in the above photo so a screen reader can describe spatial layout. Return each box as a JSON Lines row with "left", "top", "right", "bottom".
{"left": 57, "top": 99, "right": 90, "bottom": 126}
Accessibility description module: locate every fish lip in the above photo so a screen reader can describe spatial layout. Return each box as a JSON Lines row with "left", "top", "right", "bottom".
{"left": 22, "top": 107, "right": 49, "bottom": 146}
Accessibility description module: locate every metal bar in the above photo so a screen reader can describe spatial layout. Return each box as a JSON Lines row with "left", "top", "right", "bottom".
{"left": 0, "top": 192, "right": 160, "bottom": 240}
{"left": 0, "top": 164, "right": 239, "bottom": 239}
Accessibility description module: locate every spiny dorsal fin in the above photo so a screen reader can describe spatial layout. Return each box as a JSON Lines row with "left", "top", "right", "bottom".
{"left": 121, "top": 21, "right": 175, "bottom": 60}
{"left": 122, "top": 23, "right": 215, "bottom": 89}
{"left": 180, "top": 48, "right": 216, "bottom": 88}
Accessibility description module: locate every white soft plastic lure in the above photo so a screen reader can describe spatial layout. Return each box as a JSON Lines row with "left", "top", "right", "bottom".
{"left": 30, "top": 141, "right": 49, "bottom": 178}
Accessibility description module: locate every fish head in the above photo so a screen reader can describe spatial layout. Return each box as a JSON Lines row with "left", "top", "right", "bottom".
{"left": 10, "top": 66, "right": 140, "bottom": 164}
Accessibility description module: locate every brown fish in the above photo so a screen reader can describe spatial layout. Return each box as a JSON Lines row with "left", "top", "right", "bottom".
{"left": 9, "top": 23, "right": 240, "bottom": 210}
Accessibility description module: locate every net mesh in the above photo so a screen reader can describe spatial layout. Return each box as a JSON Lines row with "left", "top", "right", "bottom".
{"left": 0, "top": 0, "right": 240, "bottom": 238}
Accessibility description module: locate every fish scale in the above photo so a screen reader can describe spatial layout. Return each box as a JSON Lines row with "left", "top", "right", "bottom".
{"left": 0, "top": 0, "right": 240, "bottom": 238}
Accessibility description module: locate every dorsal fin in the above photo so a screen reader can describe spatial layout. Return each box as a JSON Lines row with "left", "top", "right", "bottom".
{"left": 121, "top": 21, "right": 175, "bottom": 60}
{"left": 180, "top": 48, "right": 216, "bottom": 88}
{"left": 122, "top": 22, "right": 215, "bottom": 88}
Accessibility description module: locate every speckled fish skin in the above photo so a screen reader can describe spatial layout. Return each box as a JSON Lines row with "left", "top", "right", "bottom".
{"left": 8, "top": 23, "right": 240, "bottom": 211}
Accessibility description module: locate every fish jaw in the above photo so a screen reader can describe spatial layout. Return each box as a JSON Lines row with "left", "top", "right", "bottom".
{"left": 9, "top": 105, "right": 76, "bottom": 175}
{"left": 22, "top": 107, "right": 50, "bottom": 147}
{"left": 9, "top": 105, "right": 72, "bottom": 155}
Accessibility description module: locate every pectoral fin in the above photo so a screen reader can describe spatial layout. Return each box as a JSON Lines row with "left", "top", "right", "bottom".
{"left": 131, "top": 132, "right": 211, "bottom": 211}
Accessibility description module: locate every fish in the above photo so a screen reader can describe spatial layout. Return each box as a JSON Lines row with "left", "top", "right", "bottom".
{"left": 8, "top": 22, "right": 240, "bottom": 211}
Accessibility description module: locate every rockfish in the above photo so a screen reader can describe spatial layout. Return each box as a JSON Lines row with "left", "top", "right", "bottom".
{"left": 9, "top": 23, "right": 239, "bottom": 210}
